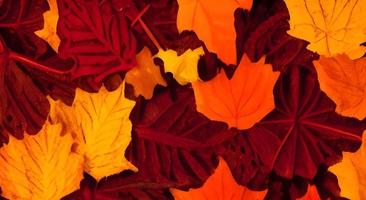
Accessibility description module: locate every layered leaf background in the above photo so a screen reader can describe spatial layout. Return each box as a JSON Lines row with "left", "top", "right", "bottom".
{"left": 0, "top": 0, "right": 366, "bottom": 199}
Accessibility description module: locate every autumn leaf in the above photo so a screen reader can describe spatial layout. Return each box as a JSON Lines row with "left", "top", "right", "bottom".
{"left": 72, "top": 82, "right": 137, "bottom": 181}
{"left": 192, "top": 54, "right": 279, "bottom": 130}
{"left": 155, "top": 47, "right": 204, "bottom": 85}
{"left": 171, "top": 157, "right": 267, "bottom": 200}
{"left": 35, "top": 0, "right": 60, "bottom": 52}
{"left": 314, "top": 54, "right": 366, "bottom": 120}
{"left": 285, "top": 0, "right": 366, "bottom": 59}
{"left": 329, "top": 131, "right": 366, "bottom": 200}
{"left": 297, "top": 185, "right": 321, "bottom": 200}
{"left": 0, "top": 98, "right": 84, "bottom": 200}
{"left": 125, "top": 47, "right": 167, "bottom": 99}
{"left": 176, "top": 0, "right": 252, "bottom": 64}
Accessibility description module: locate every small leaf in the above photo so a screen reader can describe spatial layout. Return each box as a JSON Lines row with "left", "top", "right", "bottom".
{"left": 72, "top": 82, "right": 137, "bottom": 181}
{"left": 314, "top": 54, "right": 366, "bottom": 120}
{"left": 285, "top": 0, "right": 366, "bottom": 59}
{"left": 0, "top": 98, "right": 84, "bottom": 200}
{"left": 155, "top": 47, "right": 204, "bottom": 85}
{"left": 192, "top": 54, "right": 279, "bottom": 130}
{"left": 170, "top": 158, "right": 267, "bottom": 200}
{"left": 177, "top": 0, "right": 252, "bottom": 64}
{"left": 35, "top": 0, "right": 61, "bottom": 52}
{"left": 125, "top": 47, "right": 167, "bottom": 99}
{"left": 329, "top": 131, "right": 366, "bottom": 200}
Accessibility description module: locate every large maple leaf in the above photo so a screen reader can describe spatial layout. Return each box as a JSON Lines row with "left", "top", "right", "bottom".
{"left": 244, "top": 66, "right": 365, "bottom": 180}
{"left": 57, "top": 0, "right": 137, "bottom": 81}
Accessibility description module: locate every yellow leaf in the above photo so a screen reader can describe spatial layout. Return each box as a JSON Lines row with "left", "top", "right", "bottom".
{"left": 329, "top": 131, "right": 366, "bottom": 200}
{"left": 155, "top": 47, "right": 204, "bottom": 85}
{"left": 285, "top": 0, "right": 366, "bottom": 59}
{"left": 192, "top": 55, "right": 279, "bottom": 130}
{"left": 35, "top": 0, "right": 61, "bottom": 52}
{"left": 313, "top": 54, "right": 366, "bottom": 120}
{"left": 171, "top": 158, "right": 267, "bottom": 200}
{"left": 0, "top": 98, "right": 84, "bottom": 200}
{"left": 72, "top": 82, "right": 137, "bottom": 181}
{"left": 176, "top": 0, "right": 252, "bottom": 64}
{"left": 125, "top": 47, "right": 167, "bottom": 99}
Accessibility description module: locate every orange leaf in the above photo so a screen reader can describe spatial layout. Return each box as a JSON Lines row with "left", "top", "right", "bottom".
{"left": 170, "top": 158, "right": 267, "bottom": 200}
{"left": 192, "top": 55, "right": 279, "bottom": 130}
{"left": 176, "top": 0, "right": 252, "bottom": 64}
{"left": 126, "top": 47, "right": 167, "bottom": 99}
{"left": 285, "top": 0, "right": 366, "bottom": 59}
{"left": 313, "top": 54, "right": 366, "bottom": 120}
{"left": 329, "top": 131, "right": 366, "bottom": 200}
{"left": 297, "top": 185, "right": 321, "bottom": 200}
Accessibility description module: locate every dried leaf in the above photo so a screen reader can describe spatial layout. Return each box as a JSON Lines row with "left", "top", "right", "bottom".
{"left": 171, "top": 158, "right": 267, "bottom": 200}
{"left": 177, "top": 0, "right": 252, "bottom": 64}
{"left": 285, "top": 0, "right": 366, "bottom": 59}
{"left": 125, "top": 47, "right": 167, "bottom": 99}
{"left": 329, "top": 131, "right": 366, "bottom": 200}
{"left": 192, "top": 55, "right": 279, "bottom": 130}
{"left": 155, "top": 47, "right": 204, "bottom": 85}
{"left": 314, "top": 54, "right": 366, "bottom": 120}
{"left": 35, "top": 0, "right": 60, "bottom": 52}
{"left": 0, "top": 98, "right": 84, "bottom": 200}
{"left": 72, "top": 82, "right": 137, "bottom": 181}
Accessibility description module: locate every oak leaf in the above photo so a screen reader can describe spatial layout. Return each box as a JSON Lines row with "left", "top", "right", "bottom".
{"left": 285, "top": 0, "right": 366, "bottom": 59}
{"left": 125, "top": 47, "right": 167, "bottom": 99}
{"left": 170, "top": 158, "right": 267, "bottom": 200}
{"left": 192, "top": 55, "right": 279, "bottom": 130}
{"left": 0, "top": 98, "right": 84, "bottom": 200}
{"left": 176, "top": 0, "right": 252, "bottom": 64}
{"left": 35, "top": 0, "right": 60, "bottom": 52}
{"left": 72, "top": 82, "right": 137, "bottom": 181}
{"left": 314, "top": 54, "right": 366, "bottom": 120}
{"left": 329, "top": 131, "right": 366, "bottom": 200}
{"left": 155, "top": 47, "right": 204, "bottom": 85}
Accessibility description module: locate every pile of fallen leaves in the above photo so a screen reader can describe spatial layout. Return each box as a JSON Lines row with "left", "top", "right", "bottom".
{"left": 0, "top": 0, "right": 365, "bottom": 199}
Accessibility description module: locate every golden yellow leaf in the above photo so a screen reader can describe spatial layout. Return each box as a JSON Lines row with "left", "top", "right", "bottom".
{"left": 155, "top": 47, "right": 204, "bottom": 85}
{"left": 0, "top": 98, "right": 84, "bottom": 200}
{"left": 72, "top": 82, "right": 137, "bottom": 181}
{"left": 35, "top": 0, "right": 61, "bottom": 52}
{"left": 192, "top": 55, "right": 279, "bottom": 130}
{"left": 176, "top": 0, "right": 252, "bottom": 64}
{"left": 313, "top": 54, "right": 366, "bottom": 120}
{"left": 285, "top": 0, "right": 366, "bottom": 59}
{"left": 171, "top": 158, "right": 267, "bottom": 200}
{"left": 125, "top": 47, "right": 167, "bottom": 99}
{"left": 329, "top": 131, "right": 366, "bottom": 200}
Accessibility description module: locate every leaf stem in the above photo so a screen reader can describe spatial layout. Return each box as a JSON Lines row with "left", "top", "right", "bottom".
{"left": 9, "top": 51, "right": 72, "bottom": 75}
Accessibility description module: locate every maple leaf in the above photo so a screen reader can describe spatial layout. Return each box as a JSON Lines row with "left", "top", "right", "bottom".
{"left": 170, "top": 158, "right": 267, "bottom": 200}
{"left": 314, "top": 54, "right": 366, "bottom": 120}
{"left": 177, "top": 0, "right": 252, "bottom": 64}
{"left": 298, "top": 185, "right": 321, "bottom": 200}
{"left": 35, "top": 0, "right": 61, "bottom": 52}
{"left": 329, "top": 131, "right": 366, "bottom": 200}
{"left": 155, "top": 47, "right": 204, "bottom": 85}
{"left": 72, "top": 82, "right": 137, "bottom": 181}
{"left": 285, "top": 0, "right": 366, "bottom": 59}
{"left": 57, "top": 0, "right": 137, "bottom": 81}
{"left": 0, "top": 98, "right": 84, "bottom": 200}
{"left": 243, "top": 66, "right": 365, "bottom": 180}
{"left": 123, "top": 86, "right": 236, "bottom": 188}
{"left": 125, "top": 47, "right": 167, "bottom": 99}
{"left": 192, "top": 54, "right": 279, "bottom": 130}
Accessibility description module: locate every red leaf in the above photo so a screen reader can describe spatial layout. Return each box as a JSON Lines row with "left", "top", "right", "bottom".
{"left": 57, "top": 0, "right": 137, "bottom": 81}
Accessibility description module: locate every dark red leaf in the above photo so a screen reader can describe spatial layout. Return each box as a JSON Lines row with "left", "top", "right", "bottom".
{"left": 57, "top": 0, "right": 137, "bottom": 81}
{"left": 124, "top": 86, "right": 236, "bottom": 189}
